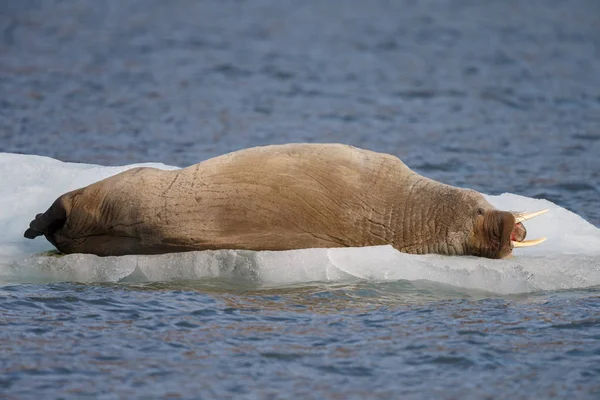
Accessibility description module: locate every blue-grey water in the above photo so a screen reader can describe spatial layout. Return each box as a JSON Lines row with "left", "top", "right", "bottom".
{"left": 1, "top": 0, "right": 600, "bottom": 398}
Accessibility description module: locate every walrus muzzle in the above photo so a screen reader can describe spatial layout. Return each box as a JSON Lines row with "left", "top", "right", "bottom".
{"left": 23, "top": 143, "right": 548, "bottom": 259}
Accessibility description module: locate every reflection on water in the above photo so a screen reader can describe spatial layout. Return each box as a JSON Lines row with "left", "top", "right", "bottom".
{"left": 125, "top": 279, "right": 507, "bottom": 309}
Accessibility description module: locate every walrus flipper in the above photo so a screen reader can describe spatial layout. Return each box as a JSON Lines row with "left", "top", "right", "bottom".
{"left": 23, "top": 199, "right": 67, "bottom": 240}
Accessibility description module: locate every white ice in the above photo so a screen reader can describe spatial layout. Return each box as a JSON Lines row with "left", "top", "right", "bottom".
{"left": 1, "top": 153, "right": 599, "bottom": 294}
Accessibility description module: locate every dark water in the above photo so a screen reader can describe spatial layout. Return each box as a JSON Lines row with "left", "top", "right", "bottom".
{"left": 2, "top": 282, "right": 600, "bottom": 399}
{"left": 1, "top": 0, "right": 600, "bottom": 398}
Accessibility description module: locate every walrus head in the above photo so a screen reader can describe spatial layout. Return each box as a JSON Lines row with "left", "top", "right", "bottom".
{"left": 396, "top": 184, "right": 548, "bottom": 259}
{"left": 466, "top": 207, "right": 548, "bottom": 259}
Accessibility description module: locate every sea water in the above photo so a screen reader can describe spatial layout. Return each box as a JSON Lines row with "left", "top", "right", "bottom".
{"left": 1, "top": 154, "right": 599, "bottom": 399}
{"left": 2, "top": 0, "right": 600, "bottom": 398}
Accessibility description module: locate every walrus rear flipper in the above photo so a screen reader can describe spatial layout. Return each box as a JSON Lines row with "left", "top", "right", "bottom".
{"left": 24, "top": 199, "right": 67, "bottom": 240}
{"left": 23, "top": 213, "right": 46, "bottom": 239}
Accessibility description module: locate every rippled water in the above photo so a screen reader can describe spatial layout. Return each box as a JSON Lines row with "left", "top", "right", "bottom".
{"left": 1, "top": 0, "right": 600, "bottom": 398}
{"left": 2, "top": 282, "right": 600, "bottom": 399}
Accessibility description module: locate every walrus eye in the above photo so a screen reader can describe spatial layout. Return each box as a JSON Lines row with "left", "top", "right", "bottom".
{"left": 477, "top": 208, "right": 484, "bottom": 216}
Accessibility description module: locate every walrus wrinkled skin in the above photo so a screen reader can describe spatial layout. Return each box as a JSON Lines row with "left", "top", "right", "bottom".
{"left": 24, "top": 143, "right": 544, "bottom": 259}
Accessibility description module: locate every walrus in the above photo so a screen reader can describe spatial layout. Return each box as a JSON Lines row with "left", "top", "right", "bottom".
{"left": 23, "top": 143, "right": 547, "bottom": 259}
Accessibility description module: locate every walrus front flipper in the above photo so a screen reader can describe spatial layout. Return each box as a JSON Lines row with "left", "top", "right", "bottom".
{"left": 24, "top": 199, "right": 67, "bottom": 240}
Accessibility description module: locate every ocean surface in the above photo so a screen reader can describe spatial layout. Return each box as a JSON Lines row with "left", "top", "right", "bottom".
{"left": 1, "top": 0, "right": 600, "bottom": 398}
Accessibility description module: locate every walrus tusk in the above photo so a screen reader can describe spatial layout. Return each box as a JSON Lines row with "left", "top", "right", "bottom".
{"left": 512, "top": 237, "right": 547, "bottom": 247}
{"left": 514, "top": 209, "right": 549, "bottom": 223}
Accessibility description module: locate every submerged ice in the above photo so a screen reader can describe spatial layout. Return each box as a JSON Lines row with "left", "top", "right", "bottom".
{"left": 1, "top": 153, "right": 599, "bottom": 294}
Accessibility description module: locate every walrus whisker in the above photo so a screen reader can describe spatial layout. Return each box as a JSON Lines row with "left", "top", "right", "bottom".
{"left": 514, "top": 209, "right": 549, "bottom": 223}
{"left": 512, "top": 237, "right": 547, "bottom": 247}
